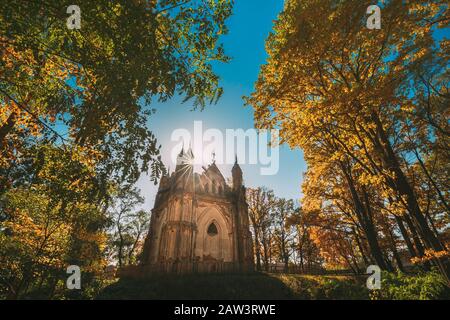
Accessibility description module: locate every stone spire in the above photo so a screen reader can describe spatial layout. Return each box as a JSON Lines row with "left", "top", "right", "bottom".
{"left": 232, "top": 155, "right": 243, "bottom": 191}
{"left": 186, "top": 142, "right": 194, "bottom": 159}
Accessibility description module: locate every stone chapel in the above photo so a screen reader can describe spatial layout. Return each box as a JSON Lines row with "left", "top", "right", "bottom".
{"left": 133, "top": 147, "right": 254, "bottom": 274}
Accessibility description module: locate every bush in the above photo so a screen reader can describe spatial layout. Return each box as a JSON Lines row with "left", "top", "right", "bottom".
{"left": 371, "top": 271, "right": 450, "bottom": 300}
{"left": 276, "top": 274, "right": 369, "bottom": 300}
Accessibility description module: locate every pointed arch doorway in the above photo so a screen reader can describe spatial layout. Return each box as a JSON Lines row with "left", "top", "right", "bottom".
{"left": 195, "top": 207, "right": 232, "bottom": 262}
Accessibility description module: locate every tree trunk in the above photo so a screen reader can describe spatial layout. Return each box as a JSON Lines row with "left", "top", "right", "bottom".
{"left": 254, "top": 230, "right": 262, "bottom": 271}
{"left": 280, "top": 236, "right": 289, "bottom": 273}
{"left": 388, "top": 229, "right": 405, "bottom": 272}
{"left": 0, "top": 111, "right": 16, "bottom": 149}
{"left": 353, "top": 229, "right": 370, "bottom": 266}
{"left": 371, "top": 112, "right": 449, "bottom": 283}
{"left": 394, "top": 215, "right": 417, "bottom": 259}
{"left": 404, "top": 214, "right": 426, "bottom": 257}
{"left": 340, "top": 161, "right": 391, "bottom": 271}
{"left": 414, "top": 149, "right": 450, "bottom": 214}
{"left": 262, "top": 231, "right": 270, "bottom": 272}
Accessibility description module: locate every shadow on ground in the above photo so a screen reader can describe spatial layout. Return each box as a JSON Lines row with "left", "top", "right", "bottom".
{"left": 97, "top": 272, "right": 369, "bottom": 300}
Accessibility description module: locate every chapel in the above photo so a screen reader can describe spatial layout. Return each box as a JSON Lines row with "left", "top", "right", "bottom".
{"left": 137, "top": 147, "right": 254, "bottom": 274}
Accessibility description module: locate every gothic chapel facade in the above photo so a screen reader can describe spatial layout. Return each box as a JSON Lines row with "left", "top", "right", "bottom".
{"left": 134, "top": 147, "right": 254, "bottom": 274}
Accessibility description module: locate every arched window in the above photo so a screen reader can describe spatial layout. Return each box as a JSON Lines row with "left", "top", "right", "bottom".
{"left": 207, "top": 222, "right": 218, "bottom": 236}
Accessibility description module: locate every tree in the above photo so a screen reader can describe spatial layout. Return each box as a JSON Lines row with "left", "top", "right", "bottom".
{"left": 246, "top": 187, "right": 276, "bottom": 271}
{"left": 0, "top": 144, "right": 107, "bottom": 299}
{"left": 272, "top": 198, "right": 296, "bottom": 272}
{"left": 248, "top": 0, "right": 449, "bottom": 282}
{"left": 107, "top": 186, "right": 150, "bottom": 267}
{"left": 247, "top": 187, "right": 323, "bottom": 274}
{"left": 287, "top": 207, "right": 323, "bottom": 273}
{"left": 1, "top": 0, "right": 234, "bottom": 189}
{"left": 0, "top": 0, "right": 234, "bottom": 298}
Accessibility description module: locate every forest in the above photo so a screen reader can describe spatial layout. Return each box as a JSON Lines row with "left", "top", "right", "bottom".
{"left": 0, "top": 0, "right": 233, "bottom": 299}
{"left": 1, "top": 0, "right": 449, "bottom": 300}
{"left": 246, "top": 0, "right": 449, "bottom": 293}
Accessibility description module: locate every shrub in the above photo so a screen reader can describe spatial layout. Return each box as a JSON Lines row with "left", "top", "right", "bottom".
{"left": 371, "top": 271, "right": 450, "bottom": 300}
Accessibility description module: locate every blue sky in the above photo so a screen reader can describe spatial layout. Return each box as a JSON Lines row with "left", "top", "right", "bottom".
{"left": 135, "top": 1, "right": 450, "bottom": 211}
{"left": 136, "top": 0, "right": 306, "bottom": 210}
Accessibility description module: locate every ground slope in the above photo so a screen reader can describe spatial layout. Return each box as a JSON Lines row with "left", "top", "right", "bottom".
{"left": 97, "top": 273, "right": 369, "bottom": 300}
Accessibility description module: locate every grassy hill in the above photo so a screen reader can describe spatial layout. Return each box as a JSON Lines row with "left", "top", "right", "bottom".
{"left": 97, "top": 273, "right": 369, "bottom": 300}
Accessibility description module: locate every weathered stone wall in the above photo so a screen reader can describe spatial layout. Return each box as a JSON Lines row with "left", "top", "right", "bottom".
{"left": 119, "top": 260, "right": 253, "bottom": 278}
